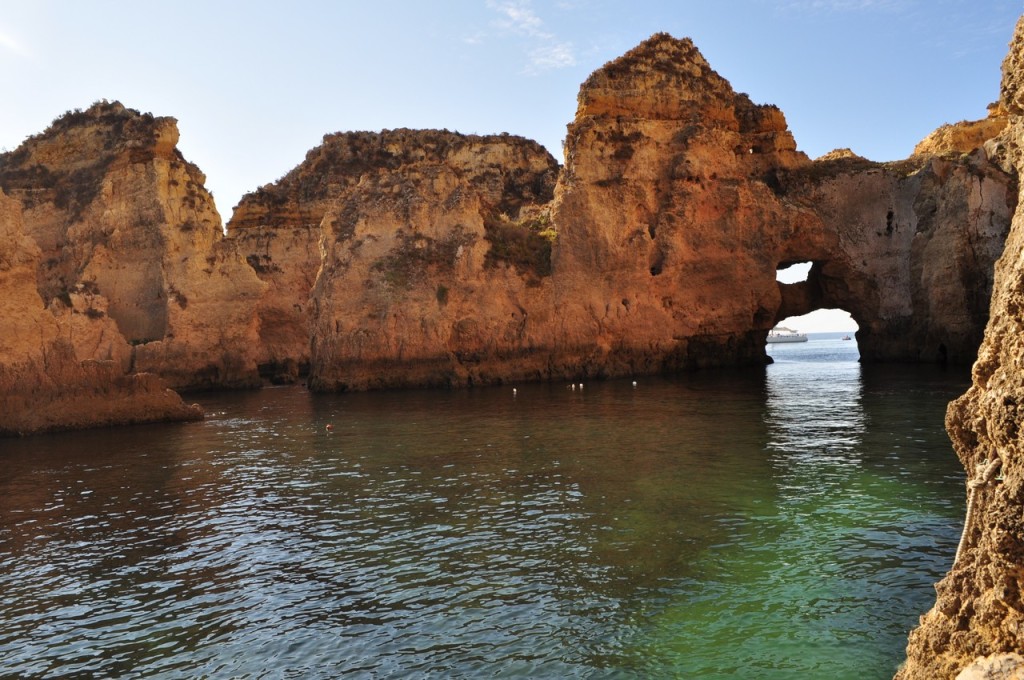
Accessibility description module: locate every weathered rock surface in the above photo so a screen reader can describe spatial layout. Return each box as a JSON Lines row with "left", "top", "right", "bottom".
{"left": 0, "top": 101, "right": 265, "bottom": 391}
{"left": 898, "top": 15, "right": 1024, "bottom": 679}
{"left": 305, "top": 130, "right": 560, "bottom": 390}
{"left": 776, "top": 150, "right": 1014, "bottom": 364}
{"left": 227, "top": 136, "right": 376, "bottom": 382}
{"left": 0, "top": 30, "right": 1016, "bottom": 438}
{"left": 914, "top": 104, "right": 1009, "bottom": 158}
{"left": 955, "top": 654, "right": 1024, "bottom": 680}
{"left": 0, "top": 189, "right": 201, "bottom": 436}
{"left": 238, "top": 32, "right": 1012, "bottom": 393}
{"left": 227, "top": 130, "right": 555, "bottom": 384}
{"left": 545, "top": 34, "right": 819, "bottom": 374}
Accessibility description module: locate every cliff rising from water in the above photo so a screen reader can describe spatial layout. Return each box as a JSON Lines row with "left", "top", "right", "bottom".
{"left": 229, "top": 33, "right": 1012, "bottom": 391}
{"left": 3, "top": 22, "right": 1024, "bottom": 679}
{"left": 228, "top": 130, "right": 559, "bottom": 386}
{"left": 0, "top": 189, "right": 201, "bottom": 435}
{"left": 0, "top": 102, "right": 265, "bottom": 392}
{"left": 0, "top": 32, "right": 1015, "bottom": 441}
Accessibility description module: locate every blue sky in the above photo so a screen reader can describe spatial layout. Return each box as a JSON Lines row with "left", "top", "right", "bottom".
{"left": 2, "top": 1, "right": 1021, "bottom": 331}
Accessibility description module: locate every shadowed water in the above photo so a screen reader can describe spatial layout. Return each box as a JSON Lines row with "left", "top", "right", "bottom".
{"left": 0, "top": 336, "right": 969, "bottom": 678}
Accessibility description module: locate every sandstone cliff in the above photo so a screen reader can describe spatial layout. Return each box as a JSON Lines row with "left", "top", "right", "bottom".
{"left": 304, "top": 130, "right": 560, "bottom": 390}
{"left": 914, "top": 103, "right": 1009, "bottom": 157}
{"left": 548, "top": 33, "right": 1011, "bottom": 373}
{"left": 227, "top": 133, "right": 380, "bottom": 383}
{"left": 776, "top": 150, "right": 1014, "bottom": 364}
{"left": 292, "top": 32, "right": 1012, "bottom": 391}
{"left": 0, "top": 101, "right": 265, "bottom": 391}
{"left": 0, "top": 189, "right": 201, "bottom": 435}
{"left": 0, "top": 30, "right": 1015, "bottom": 438}
{"left": 546, "top": 33, "right": 821, "bottom": 374}
{"left": 898, "top": 15, "right": 1024, "bottom": 679}
{"left": 228, "top": 130, "right": 552, "bottom": 384}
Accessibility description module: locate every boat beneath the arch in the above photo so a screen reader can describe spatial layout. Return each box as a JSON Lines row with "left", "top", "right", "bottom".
{"left": 765, "top": 326, "right": 808, "bottom": 343}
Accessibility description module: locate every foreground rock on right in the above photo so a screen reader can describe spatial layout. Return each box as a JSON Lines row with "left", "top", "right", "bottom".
{"left": 898, "top": 14, "right": 1024, "bottom": 680}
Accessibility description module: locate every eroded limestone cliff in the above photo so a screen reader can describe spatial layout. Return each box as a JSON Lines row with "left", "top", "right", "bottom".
{"left": 0, "top": 189, "right": 201, "bottom": 435}
{"left": 233, "top": 32, "right": 1012, "bottom": 393}
{"left": 0, "top": 101, "right": 265, "bottom": 391}
{"left": 776, "top": 149, "right": 1014, "bottom": 365}
{"left": 305, "top": 130, "right": 560, "bottom": 390}
{"left": 228, "top": 130, "right": 559, "bottom": 385}
{"left": 898, "top": 16, "right": 1024, "bottom": 679}
{"left": 546, "top": 34, "right": 820, "bottom": 374}
{"left": 0, "top": 30, "right": 1016, "bottom": 442}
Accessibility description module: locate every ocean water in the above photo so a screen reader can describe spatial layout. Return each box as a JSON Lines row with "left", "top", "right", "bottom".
{"left": 0, "top": 335, "right": 971, "bottom": 678}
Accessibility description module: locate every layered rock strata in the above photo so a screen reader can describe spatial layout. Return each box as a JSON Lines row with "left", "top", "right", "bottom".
{"left": 0, "top": 101, "right": 265, "bottom": 391}
{"left": 0, "top": 189, "right": 201, "bottom": 435}
{"left": 899, "top": 15, "right": 1024, "bottom": 678}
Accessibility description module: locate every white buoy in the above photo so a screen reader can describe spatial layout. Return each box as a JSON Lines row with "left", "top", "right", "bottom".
{"left": 512, "top": 388, "right": 517, "bottom": 397}
{"left": 632, "top": 380, "right": 637, "bottom": 388}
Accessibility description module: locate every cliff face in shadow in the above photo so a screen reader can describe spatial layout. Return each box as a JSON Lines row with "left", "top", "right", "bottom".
{"left": 777, "top": 150, "right": 1014, "bottom": 365}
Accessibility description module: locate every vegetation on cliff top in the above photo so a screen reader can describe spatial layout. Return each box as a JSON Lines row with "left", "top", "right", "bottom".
{"left": 483, "top": 209, "right": 556, "bottom": 282}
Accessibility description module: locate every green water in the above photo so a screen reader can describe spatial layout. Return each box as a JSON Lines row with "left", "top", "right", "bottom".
{"left": 0, "top": 337, "right": 969, "bottom": 678}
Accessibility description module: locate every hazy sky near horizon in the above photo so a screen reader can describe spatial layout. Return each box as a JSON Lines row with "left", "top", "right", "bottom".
{"left": 1, "top": 1, "right": 1021, "bottom": 332}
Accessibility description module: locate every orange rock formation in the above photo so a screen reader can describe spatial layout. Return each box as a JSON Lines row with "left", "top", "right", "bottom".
{"left": 2, "top": 21, "right": 1024, "bottom": 680}
{"left": 0, "top": 189, "right": 200, "bottom": 435}
{"left": 0, "top": 102, "right": 265, "bottom": 392}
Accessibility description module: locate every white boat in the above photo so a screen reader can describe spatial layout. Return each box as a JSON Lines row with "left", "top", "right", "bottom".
{"left": 766, "top": 326, "right": 808, "bottom": 343}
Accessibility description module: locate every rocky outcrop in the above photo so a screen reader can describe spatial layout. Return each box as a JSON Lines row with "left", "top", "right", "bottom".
{"left": 914, "top": 104, "right": 1009, "bottom": 157}
{"left": 898, "top": 15, "right": 1024, "bottom": 679}
{"left": 0, "top": 101, "right": 265, "bottom": 391}
{"left": 0, "top": 189, "right": 201, "bottom": 435}
{"left": 545, "top": 34, "right": 821, "bottom": 374}
{"left": 0, "top": 28, "right": 1017, "bottom": 436}
{"left": 776, "top": 150, "right": 1014, "bottom": 364}
{"left": 226, "top": 134, "right": 382, "bottom": 382}
{"left": 305, "top": 130, "right": 560, "bottom": 390}
{"left": 290, "top": 32, "right": 1012, "bottom": 390}
{"left": 226, "top": 130, "right": 555, "bottom": 383}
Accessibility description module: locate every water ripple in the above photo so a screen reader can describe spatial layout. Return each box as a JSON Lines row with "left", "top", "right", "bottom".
{"left": 0, "top": 349, "right": 969, "bottom": 678}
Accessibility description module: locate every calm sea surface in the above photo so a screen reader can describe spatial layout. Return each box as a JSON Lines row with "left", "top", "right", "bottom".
{"left": 0, "top": 334, "right": 971, "bottom": 678}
